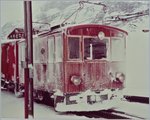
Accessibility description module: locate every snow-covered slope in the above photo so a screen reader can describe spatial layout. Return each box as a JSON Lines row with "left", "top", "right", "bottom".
{"left": 1, "top": 1, "right": 149, "bottom": 39}
{"left": 122, "top": 16, "right": 149, "bottom": 97}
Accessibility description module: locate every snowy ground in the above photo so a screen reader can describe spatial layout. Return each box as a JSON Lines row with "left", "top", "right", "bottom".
{"left": 123, "top": 17, "right": 149, "bottom": 97}
{"left": 0, "top": 91, "right": 92, "bottom": 120}
{"left": 1, "top": 90, "right": 149, "bottom": 119}
{"left": 115, "top": 101, "right": 150, "bottom": 119}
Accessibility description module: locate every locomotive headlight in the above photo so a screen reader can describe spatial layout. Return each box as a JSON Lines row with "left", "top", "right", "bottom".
{"left": 98, "top": 31, "right": 105, "bottom": 40}
{"left": 71, "top": 76, "right": 81, "bottom": 86}
{"left": 115, "top": 72, "right": 125, "bottom": 82}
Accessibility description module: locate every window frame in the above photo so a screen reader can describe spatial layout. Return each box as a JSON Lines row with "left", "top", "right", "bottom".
{"left": 55, "top": 34, "right": 63, "bottom": 62}
{"left": 48, "top": 35, "right": 55, "bottom": 63}
{"left": 19, "top": 41, "right": 26, "bottom": 62}
{"left": 67, "top": 35, "right": 82, "bottom": 61}
{"left": 110, "top": 36, "right": 126, "bottom": 61}
{"left": 83, "top": 36, "right": 110, "bottom": 61}
{"left": 33, "top": 36, "right": 48, "bottom": 63}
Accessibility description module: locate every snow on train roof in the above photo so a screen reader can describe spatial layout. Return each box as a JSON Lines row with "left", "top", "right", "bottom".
{"left": 1, "top": 39, "right": 24, "bottom": 44}
{"left": 38, "top": 23, "right": 128, "bottom": 37}
{"left": 65, "top": 23, "right": 128, "bottom": 35}
{"left": 1, "top": 34, "right": 39, "bottom": 45}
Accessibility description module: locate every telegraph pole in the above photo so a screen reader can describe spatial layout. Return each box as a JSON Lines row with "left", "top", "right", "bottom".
{"left": 24, "top": 1, "right": 34, "bottom": 118}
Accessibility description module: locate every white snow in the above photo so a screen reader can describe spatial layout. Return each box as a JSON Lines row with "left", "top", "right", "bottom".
{"left": 121, "top": 15, "right": 149, "bottom": 97}
{"left": 1, "top": 39, "right": 24, "bottom": 44}
{"left": 1, "top": 91, "right": 92, "bottom": 120}
{"left": 115, "top": 101, "right": 150, "bottom": 119}
{"left": 56, "top": 99, "right": 121, "bottom": 112}
{"left": 54, "top": 89, "right": 64, "bottom": 96}
{"left": 56, "top": 89, "right": 123, "bottom": 112}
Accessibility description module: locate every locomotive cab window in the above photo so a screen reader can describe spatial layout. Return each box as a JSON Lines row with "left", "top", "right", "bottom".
{"left": 55, "top": 35, "right": 63, "bottom": 62}
{"left": 111, "top": 37, "right": 125, "bottom": 61}
{"left": 84, "top": 37, "right": 108, "bottom": 60}
{"left": 48, "top": 36, "right": 54, "bottom": 63}
{"left": 68, "top": 37, "right": 80, "bottom": 60}
{"left": 20, "top": 42, "right": 26, "bottom": 62}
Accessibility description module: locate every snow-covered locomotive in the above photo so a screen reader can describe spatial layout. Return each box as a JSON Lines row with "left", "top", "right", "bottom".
{"left": 1, "top": 24, "right": 127, "bottom": 111}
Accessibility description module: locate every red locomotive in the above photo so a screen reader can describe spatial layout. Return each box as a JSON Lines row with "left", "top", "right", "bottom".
{"left": 1, "top": 24, "right": 127, "bottom": 111}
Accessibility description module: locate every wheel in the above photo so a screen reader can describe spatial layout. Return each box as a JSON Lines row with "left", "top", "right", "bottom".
{"left": 34, "top": 91, "right": 44, "bottom": 103}
{"left": 14, "top": 90, "right": 23, "bottom": 98}
{"left": 14, "top": 84, "right": 24, "bottom": 98}
{"left": 37, "top": 92, "right": 44, "bottom": 101}
{"left": 7, "top": 81, "right": 15, "bottom": 92}
{"left": 1, "top": 79, "right": 7, "bottom": 90}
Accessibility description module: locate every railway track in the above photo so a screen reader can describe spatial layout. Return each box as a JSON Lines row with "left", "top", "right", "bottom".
{"left": 33, "top": 97, "right": 149, "bottom": 119}
{"left": 38, "top": 95, "right": 146, "bottom": 119}
{"left": 68, "top": 110, "right": 129, "bottom": 119}
{"left": 106, "top": 109, "right": 146, "bottom": 119}
{"left": 124, "top": 95, "right": 149, "bottom": 104}
{"left": 65, "top": 96, "right": 149, "bottom": 119}
{"left": 67, "top": 109, "right": 146, "bottom": 119}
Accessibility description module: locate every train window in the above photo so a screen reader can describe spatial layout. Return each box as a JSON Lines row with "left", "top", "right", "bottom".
{"left": 84, "top": 37, "right": 108, "bottom": 60}
{"left": 34, "top": 39, "right": 40, "bottom": 62}
{"left": 19, "top": 34, "right": 21, "bottom": 38}
{"left": 34, "top": 37, "right": 48, "bottom": 63}
{"left": 111, "top": 37, "right": 125, "bottom": 61}
{"left": 18, "top": 42, "right": 25, "bottom": 64}
{"left": 68, "top": 37, "right": 80, "bottom": 59}
{"left": 55, "top": 35, "right": 63, "bottom": 62}
{"left": 48, "top": 37, "right": 54, "bottom": 63}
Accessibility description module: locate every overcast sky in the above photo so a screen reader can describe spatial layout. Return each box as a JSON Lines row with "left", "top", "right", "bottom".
{"left": 0, "top": 1, "right": 46, "bottom": 27}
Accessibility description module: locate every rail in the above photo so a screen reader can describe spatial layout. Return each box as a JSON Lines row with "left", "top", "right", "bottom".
{"left": 124, "top": 95, "right": 149, "bottom": 104}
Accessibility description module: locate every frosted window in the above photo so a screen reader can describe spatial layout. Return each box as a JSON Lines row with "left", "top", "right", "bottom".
{"left": 48, "top": 37, "right": 54, "bottom": 63}
{"left": 55, "top": 36, "right": 63, "bottom": 62}
{"left": 84, "top": 38, "right": 108, "bottom": 60}
{"left": 34, "top": 40, "right": 39, "bottom": 61}
{"left": 21, "top": 43, "right": 25, "bottom": 61}
{"left": 68, "top": 37, "right": 80, "bottom": 59}
{"left": 34, "top": 37, "right": 48, "bottom": 63}
{"left": 111, "top": 38, "right": 125, "bottom": 61}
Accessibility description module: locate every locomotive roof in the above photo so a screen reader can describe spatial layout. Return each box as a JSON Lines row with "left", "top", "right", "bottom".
{"left": 1, "top": 39, "right": 24, "bottom": 44}
{"left": 1, "top": 34, "right": 39, "bottom": 45}
{"left": 65, "top": 23, "right": 128, "bottom": 35}
{"left": 38, "top": 23, "right": 128, "bottom": 37}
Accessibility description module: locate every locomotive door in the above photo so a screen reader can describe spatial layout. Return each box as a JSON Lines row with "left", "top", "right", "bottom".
{"left": 47, "top": 35, "right": 64, "bottom": 91}
{"left": 66, "top": 36, "right": 83, "bottom": 93}
{"left": 47, "top": 36, "right": 56, "bottom": 91}
{"left": 82, "top": 36, "right": 110, "bottom": 90}
{"left": 1, "top": 42, "right": 17, "bottom": 84}
{"left": 33, "top": 37, "right": 48, "bottom": 90}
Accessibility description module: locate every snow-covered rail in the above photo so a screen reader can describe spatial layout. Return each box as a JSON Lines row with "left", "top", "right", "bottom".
{"left": 124, "top": 95, "right": 149, "bottom": 104}
{"left": 1, "top": 90, "right": 149, "bottom": 119}
{"left": 67, "top": 109, "right": 147, "bottom": 119}
{"left": 67, "top": 110, "right": 129, "bottom": 119}
{"left": 106, "top": 109, "right": 146, "bottom": 119}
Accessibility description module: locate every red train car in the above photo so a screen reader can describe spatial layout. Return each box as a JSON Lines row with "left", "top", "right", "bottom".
{"left": 1, "top": 40, "right": 18, "bottom": 91}
{"left": 1, "top": 39, "right": 24, "bottom": 96}
{"left": 1, "top": 23, "right": 127, "bottom": 112}
{"left": 33, "top": 24, "right": 127, "bottom": 111}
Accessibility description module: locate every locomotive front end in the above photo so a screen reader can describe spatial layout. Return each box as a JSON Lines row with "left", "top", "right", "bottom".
{"left": 54, "top": 24, "right": 127, "bottom": 112}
